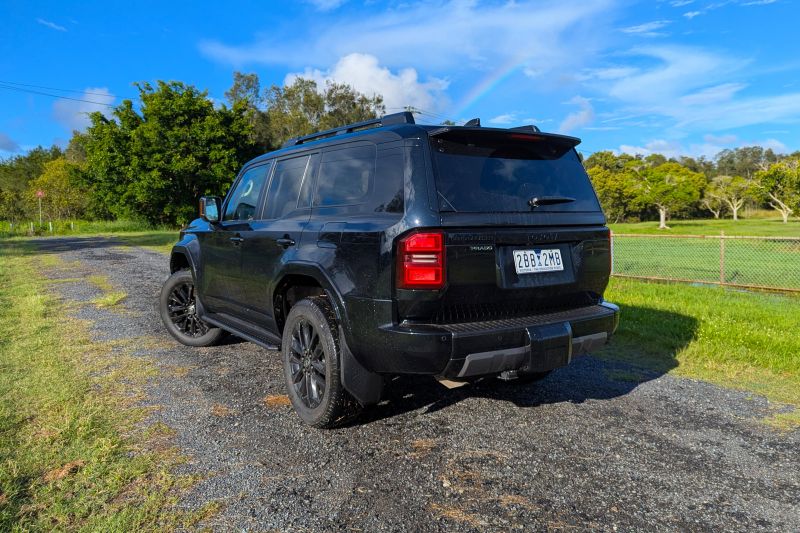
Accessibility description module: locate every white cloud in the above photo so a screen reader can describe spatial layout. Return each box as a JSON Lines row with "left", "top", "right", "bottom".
{"left": 52, "top": 87, "right": 115, "bottom": 132}
{"left": 0, "top": 132, "right": 20, "bottom": 152}
{"left": 36, "top": 18, "right": 66, "bottom": 32}
{"left": 488, "top": 113, "right": 517, "bottom": 125}
{"left": 670, "top": 0, "right": 694, "bottom": 6}
{"left": 679, "top": 83, "right": 746, "bottom": 105}
{"left": 304, "top": 0, "right": 347, "bottom": 11}
{"left": 621, "top": 20, "right": 671, "bottom": 35}
{"left": 286, "top": 53, "right": 449, "bottom": 113}
{"left": 683, "top": 10, "right": 702, "bottom": 18}
{"left": 199, "top": 0, "right": 615, "bottom": 75}
{"left": 559, "top": 96, "right": 595, "bottom": 132}
{"left": 742, "top": 0, "right": 777, "bottom": 5}
{"left": 608, "top": 47, "right": 744, "bottom": 105}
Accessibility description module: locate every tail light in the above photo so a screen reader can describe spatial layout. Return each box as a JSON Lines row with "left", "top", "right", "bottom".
{"left": 397, "top": 231, "right": 445, "bottom": 289}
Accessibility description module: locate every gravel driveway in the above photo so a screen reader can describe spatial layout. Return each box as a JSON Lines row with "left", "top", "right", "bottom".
{"left": 33, "top": 236, "right": 800, "bottom": 532}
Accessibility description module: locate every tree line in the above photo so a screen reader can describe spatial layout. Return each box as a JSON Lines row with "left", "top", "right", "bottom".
{"left": 585, "top": 148, "right": 800, "bottom": 226}
{"left": 1, "top": 72, "right": 798, "bottom": 227}
{"left": 0, "top": 73, "right": 383, "bottom": 226}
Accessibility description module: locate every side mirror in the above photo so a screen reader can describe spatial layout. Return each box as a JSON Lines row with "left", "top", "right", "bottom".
{"left": 199, "top": 196, "right": 222, "bottom": 223}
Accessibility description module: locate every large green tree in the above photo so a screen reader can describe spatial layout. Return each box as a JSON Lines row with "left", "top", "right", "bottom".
{"left": 84, "top": 81, "right": 258, "bottom": 225}
{"left": 0, "top": 145, "right": 63, "bottom": 221}
{"left": 755, "top": 158, "right": 800, "bottom": 223}
{"left": 704, "top": 175, "right": 753, "bottom": 221}
{"left": 26, "top": 158, "right": 87, "bottom": 220}
{"left": 635, "top": 162, "right": 706, "bottom": 229}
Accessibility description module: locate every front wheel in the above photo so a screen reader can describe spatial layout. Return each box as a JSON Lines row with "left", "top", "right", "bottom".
{"left": 159, "top": 269, "right": 224, "bottom": 347}
{"left": 282, "top": 297, "right": 360, "bottom": 428}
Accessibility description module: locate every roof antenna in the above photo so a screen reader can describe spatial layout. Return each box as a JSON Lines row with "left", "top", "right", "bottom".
{"left": 463, "top": 118, "right": 481, "bottom": 127}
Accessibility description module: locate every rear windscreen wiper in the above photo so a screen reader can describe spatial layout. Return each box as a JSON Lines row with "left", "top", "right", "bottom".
{"left": 528, "top": 196, "right": 575, "bottom": 208}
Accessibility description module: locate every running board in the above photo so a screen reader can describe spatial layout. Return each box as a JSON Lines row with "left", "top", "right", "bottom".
{"left": 201, "top": 312, "right": 281, "bottom": 350}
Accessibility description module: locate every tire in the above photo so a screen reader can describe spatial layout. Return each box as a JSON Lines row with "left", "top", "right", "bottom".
{"left": 159, "top": 269, "right": 224, "bottom": 347}
{"left": 282, "top": 296, "right": 361, "bottom": 428}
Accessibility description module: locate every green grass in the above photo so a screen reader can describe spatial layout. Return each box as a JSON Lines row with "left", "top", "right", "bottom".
{"left": 0, "top": 243, "right": 215, "bottom": 530}
{"left": 0, "top": 219, "right": 176, "bottom": 239}
{"left": 598, "top": 278, "right": 800, "bottom": 428}
{"left": 115, "top": 231, "right": 177, "bottom": 255}
{"left": 610, "top": 218, "right": 800, "bottom": 237}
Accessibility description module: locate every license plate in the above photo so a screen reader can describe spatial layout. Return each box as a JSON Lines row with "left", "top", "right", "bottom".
{"left": 513, "top": 249, "right": 564, "bottom": 274}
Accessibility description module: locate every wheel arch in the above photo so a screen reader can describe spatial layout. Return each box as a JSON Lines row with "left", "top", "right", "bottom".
{"left": 272, "top": 262, "right": 350, "bottom": 339}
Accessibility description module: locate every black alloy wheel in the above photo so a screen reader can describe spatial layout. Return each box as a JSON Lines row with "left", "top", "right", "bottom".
{"left": 287, "top": 319, "right": 326, "bottom": 409}
{"left": 167, "top": 281, "right": 209, "bottom": 338}
{"left": 159, "top": 269, "right": 224, "bottom": 347}
{"left": 281, "top": 296, "right": 361, "bottom": 428}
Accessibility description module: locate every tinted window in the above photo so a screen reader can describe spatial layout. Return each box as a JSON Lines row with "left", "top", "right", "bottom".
{"left": 263, "top": 155, "right": 311, "bottom": 219}
{"left": 431, "top": 132, "right": 600, "bottom": 213}
{"left": 316, "top": 145, "right": 375, "bottom": 206}
{"left": 223, "top": 164, "right": 270, "bottom": 221}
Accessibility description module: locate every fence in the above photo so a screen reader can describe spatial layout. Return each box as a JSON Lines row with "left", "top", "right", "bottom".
{"left": 612, "top": 233, "right": 800, "bottom": 293}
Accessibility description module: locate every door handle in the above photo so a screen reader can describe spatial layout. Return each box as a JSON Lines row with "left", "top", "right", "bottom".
{"left": 276, "top": 237, "right": 296, "bottom": 248}
{"left": 229, "top": 236, "right": 244, "bottom": 245}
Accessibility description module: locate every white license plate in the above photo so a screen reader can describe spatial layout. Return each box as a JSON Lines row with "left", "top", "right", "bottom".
{"left": 513, "top": 249, "right": 564, "bottom": 274}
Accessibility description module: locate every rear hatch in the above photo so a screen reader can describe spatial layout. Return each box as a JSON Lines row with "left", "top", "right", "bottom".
{"left": 399, "top": 128, "right": 611, "bottom": 323}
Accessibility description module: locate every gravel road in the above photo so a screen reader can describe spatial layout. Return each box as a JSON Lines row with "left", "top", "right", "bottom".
{"left": 33, "top": 236, "right": 800, "bottom": 532}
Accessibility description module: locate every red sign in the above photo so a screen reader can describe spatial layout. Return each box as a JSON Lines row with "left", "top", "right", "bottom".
{"left": 36, "top": 190, "right": 45, "bottom": 198}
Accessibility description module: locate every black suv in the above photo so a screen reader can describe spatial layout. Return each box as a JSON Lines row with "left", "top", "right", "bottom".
{"left": 159, "top": 112, "right": 619, "bottom": 427}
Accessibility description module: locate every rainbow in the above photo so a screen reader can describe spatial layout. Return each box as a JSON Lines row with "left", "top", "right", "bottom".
{"left": 451, "top": 55, "right": 528, "bottom": 121}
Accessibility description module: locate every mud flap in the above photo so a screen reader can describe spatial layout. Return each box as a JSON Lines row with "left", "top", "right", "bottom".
{"left": 339, "top": 326, "right": 384, "bottom": 406}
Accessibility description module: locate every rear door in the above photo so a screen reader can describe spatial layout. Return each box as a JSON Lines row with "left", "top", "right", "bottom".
{"left": 426, "top": 129, "right": 611, "bottom": 322}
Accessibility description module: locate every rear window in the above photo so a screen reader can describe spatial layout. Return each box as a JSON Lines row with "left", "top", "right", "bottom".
{"left": 430, "top": 131, "right": 601, "bottom": 213}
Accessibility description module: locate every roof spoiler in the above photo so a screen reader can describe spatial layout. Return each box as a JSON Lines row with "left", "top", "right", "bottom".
{"left": 282, "top": 111, "right": 415, "bottom": 148}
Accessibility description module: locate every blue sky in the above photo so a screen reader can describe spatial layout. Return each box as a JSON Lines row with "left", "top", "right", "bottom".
{"left": 1, "top": 0, "right": 798, "bottom": 160}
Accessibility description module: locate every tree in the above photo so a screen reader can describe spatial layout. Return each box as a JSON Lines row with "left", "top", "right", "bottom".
{"left": 26, "top": 158, "right": 87, "bottom": 220}
{"left": 635, "top": 162, "right": 705, "bottom": 229}
{"left": 225, "top": 72, "right": 272, "bottom": 152}
{"left": 700, "top": 193, "right": 724, "bottom": 219}
{"left": 715, "top": 146, "right": 781, "bottom": 180}
{"left": 587, "top": 166, "right": 638, "bottom": 223}
{"left": 705, "top": 175, "right": 752, "bottom": 221}
{"left": 265, "top": 78, "right": 384, "bottom": 147}
{"left": 755, "top": 158, "right": 800, "bottom": 223}
{"left": 84, "top": 81, "right": 258, "bottom": 225}
{"left": 0, "top": 145, "right": 63, "bottom": 221}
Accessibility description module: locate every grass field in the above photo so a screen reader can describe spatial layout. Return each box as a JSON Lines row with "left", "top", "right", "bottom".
{"left": 0, "top": 243, "right": 214, "bottom": 530}
{"left": 599, "top": 278, "right": 800, "bottom": 428}
{"left": 610, "top": 218, "right": 800, "bottom": 237}
{"left": 612, "top": 234, "right": 800, "bottom": 290}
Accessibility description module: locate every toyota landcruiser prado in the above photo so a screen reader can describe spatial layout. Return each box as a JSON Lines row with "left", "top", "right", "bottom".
{"left": 159, "top": 112, "right": 619, "bottom": 427}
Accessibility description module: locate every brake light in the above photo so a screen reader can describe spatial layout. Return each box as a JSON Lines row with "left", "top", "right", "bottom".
{"left": 397, "top": 231, "right": 445, "bottom": 289}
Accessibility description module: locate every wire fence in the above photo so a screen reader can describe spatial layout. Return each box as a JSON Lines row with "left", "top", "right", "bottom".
{"left": 612, "top": 233, "right": 800, "bottom": 293}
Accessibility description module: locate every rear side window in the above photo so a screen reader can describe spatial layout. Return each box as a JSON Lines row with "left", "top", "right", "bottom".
{"left": 315, "top": 145, "right": 375, "bottom": 206}
{"left": 223, "top": 163, "right": 271, "bottom": 221}
{"left": 263, "top": 155, "right": 311, "bottom": 219}
{"left": 431, "top": 132, "right": 601, "bottom": 213}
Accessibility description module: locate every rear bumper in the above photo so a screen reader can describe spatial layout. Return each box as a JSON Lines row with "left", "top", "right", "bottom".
{"left": 359, "top": 301, "right": 619, "bottom": 377}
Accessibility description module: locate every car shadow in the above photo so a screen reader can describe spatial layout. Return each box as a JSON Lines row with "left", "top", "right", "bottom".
{"left": 354, "top": 304, "right": 697, "bottom": 425}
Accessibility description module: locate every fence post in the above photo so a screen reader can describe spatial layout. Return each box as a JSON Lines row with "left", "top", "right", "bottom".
{"left": 719, "top": 231, "right": 725, "bottom": 284}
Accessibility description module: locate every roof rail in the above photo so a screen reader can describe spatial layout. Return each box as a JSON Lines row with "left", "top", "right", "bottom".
{"left": 281, "top": 111, "right": 416, "bottom": 148}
